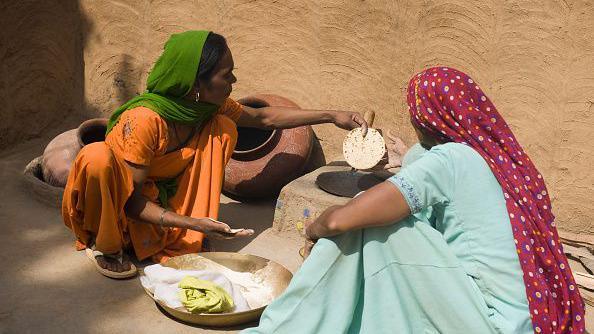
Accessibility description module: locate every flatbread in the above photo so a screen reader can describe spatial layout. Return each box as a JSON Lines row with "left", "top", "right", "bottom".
{"left": 343, "top": 128, "right": 386, "bottom": 170}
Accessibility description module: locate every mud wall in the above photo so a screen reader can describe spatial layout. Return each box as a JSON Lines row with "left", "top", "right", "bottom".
{"left": 3, "top": 0, "right": 594, "bottom": 235}
{"left": 0, "top": 0, "right": 89, "bottom": 150}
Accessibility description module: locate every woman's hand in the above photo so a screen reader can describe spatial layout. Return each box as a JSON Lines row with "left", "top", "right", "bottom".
{"left": 302, "top": 218, "right": 318, "bottom": 259}
{"left": 304, "top": 214, "right": 333, "bottom": 241}
{"left": 384, "top": 130, "right": 408, "bottom": 169}
{"left": 359, "top": 130, "right": 408, "bottom": 178}
{"left": 182, "top": 216, "right": 254, "bottom": 239}
{"left": 332, "top": 111, "right": 368, "bottom": 136}
{"left": 301, "top": 239, "right": 316, "bottom": 259}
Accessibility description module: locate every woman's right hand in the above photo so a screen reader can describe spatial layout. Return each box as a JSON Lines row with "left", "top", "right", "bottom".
{"left": 183, "top": 216, "right": 254, "bottom": 239}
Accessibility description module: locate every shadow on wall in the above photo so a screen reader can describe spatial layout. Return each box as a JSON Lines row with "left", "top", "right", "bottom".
{"left": 0, "top": 0, "right": 137, "bottom": 153}
{"left": 0, "top": 1, "right": 86, "bottom": 151}
{"left": 114, "top": 54, "right": 140, "bottom": 107}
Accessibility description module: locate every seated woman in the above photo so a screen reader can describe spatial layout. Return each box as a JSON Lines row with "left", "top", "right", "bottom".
{"left": 62, "top": 30, "right": 368, "bottom": 279}
{"left": 243, "top": 67, "right": 584, "bottom": 333}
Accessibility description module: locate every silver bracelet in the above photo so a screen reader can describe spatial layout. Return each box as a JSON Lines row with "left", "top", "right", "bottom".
{"left": 159, "top": 208, "right": 168, "bottom": 226}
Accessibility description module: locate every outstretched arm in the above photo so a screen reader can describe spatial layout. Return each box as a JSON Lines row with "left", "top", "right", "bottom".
{"left": 236, "top": 105, "right": 368, "bottom": 135}
{"left": 305, "top": 181, "right": 411, "bottom": 240}
{"left": 124, "top": 162, "right": 253, "bottom": 239}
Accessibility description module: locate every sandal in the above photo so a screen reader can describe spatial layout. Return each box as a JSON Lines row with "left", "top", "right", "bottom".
{"left": 85, "top": 247, "right": 137, "bottom": 279}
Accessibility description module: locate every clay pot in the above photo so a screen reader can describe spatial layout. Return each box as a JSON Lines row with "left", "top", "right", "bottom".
{"left": 22, "top": 156, "right": 64, "bottom": 208}
{"left": 41, "top": 118, "right": 108, "bottom": 187}
{"left": 223, "top": 94, "right": 315, "bottom": 199}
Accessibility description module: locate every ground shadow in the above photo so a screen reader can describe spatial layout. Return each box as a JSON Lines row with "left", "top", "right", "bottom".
{"left": 211, "top": 200, "right": 277, "bottom": 253}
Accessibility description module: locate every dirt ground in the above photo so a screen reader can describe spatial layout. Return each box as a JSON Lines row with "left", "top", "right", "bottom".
{"left": 1, "top": 138, "right": 592, "bottom": 333}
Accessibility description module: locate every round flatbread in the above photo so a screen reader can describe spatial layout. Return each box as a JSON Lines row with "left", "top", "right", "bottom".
{"left": 343, "top": 128, "right": 386, "bottom": 170}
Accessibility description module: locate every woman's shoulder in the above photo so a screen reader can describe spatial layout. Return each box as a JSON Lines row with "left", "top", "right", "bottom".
{"left": 428, "top": 142, "right": 493, "bottom": 182}
{"left": 107, "top": 107, "right": 168, "bottom": 145}
{"left": 121, "top": 106, "right": 165, "bottom": 123}
{"left": 217, "top": 98, "right": 243, "bottom": 122}
{"left": 116, "top": 106, "right": 169, "bottom": 136}
{"left": 105, "top": 106, "right": 168, "bottom": 162}
{"left": 420, "top": 142, "right": 487, "bottom": 173}
{"left": 430, "top": 142, "right": 479, "bottom": 159}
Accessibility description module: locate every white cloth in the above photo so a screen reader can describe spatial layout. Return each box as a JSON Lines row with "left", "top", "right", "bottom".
{"left": 140, "top": 264, "right": 250, "bottom": 313}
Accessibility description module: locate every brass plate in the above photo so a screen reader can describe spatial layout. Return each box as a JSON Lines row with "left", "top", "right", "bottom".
{"left": 141, "top": 252, "right": 293, "bottom": 327}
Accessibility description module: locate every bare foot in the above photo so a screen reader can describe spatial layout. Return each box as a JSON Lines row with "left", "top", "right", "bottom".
{"left": 95, "top": 252, "right": 132, "bottom": 273}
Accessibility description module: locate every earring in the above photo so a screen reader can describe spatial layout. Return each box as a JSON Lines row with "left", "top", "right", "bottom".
{"left": 195, "top": 91, "right": 200, "bottom": 102}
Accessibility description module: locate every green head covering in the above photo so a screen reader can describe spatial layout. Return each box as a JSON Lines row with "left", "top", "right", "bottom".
{"left": 106, "top": 30, "right": 219, "bottom": 134}
{"left": 106, "top": 30, "right": 221, "bottom": 208}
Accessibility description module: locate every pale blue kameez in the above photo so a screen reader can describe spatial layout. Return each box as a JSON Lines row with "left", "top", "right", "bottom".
{"left": 243, "top": 143, "right": 532, "bottom": 334}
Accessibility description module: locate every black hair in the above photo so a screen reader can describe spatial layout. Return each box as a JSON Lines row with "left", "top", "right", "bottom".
{"left": 197, "top": 32, "right": 228, "bottom": 84}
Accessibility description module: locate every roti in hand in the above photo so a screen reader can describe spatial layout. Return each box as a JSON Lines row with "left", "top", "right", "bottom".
{"left": 343, "top": 127, "right": 386, "bottom": 170}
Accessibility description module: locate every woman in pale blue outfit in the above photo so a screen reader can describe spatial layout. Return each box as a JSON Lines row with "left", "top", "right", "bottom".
{"left": 242, "top": 67, "right": 582, "bottom": 333}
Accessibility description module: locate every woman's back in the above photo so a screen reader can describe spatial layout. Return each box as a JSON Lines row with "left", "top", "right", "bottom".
{"left": 394, "top": 142, "right": 532, "bottom": 333}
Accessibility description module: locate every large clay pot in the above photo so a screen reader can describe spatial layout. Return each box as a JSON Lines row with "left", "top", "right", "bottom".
{"left": 223, "top": 94, "right": 314, "bottom": 199}
{"left": 41, "top": 118, "right": 108, "bottom": 187}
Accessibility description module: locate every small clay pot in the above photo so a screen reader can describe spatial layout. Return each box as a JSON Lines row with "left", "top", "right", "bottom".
{"left": 223, "top": 94, "right": 315, "bottom": 199}
{"left": 41, "top": 118, "right": 108, "bottom": 187}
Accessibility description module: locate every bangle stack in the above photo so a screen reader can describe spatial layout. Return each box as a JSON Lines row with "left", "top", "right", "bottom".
{"left": 159, "top": 208, "right": 168, "bottom": 226}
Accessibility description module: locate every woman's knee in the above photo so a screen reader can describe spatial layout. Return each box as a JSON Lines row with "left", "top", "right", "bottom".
{"left": 77, "top": 142, "right": 115, "bottom": 177}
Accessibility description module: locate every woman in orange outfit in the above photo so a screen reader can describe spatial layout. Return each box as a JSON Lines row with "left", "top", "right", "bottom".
{"left": 62, "top": 30, "right": 367, "bottom": 278}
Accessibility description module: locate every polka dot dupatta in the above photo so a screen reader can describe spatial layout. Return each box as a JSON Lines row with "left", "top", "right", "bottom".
{"left": 406, "top": 67, "right": 584, "bottom": 333}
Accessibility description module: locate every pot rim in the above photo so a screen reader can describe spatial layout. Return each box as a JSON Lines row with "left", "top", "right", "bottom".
{"left": 77, "top": 118, "right": 108, "bottom": 147}
{"left": 233, "top": 128, "right": 279, "bottom": 156}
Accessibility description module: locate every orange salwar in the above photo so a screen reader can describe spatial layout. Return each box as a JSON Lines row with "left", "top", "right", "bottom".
{"left": 62, "top": 99, "right": 241, "bottom": 263}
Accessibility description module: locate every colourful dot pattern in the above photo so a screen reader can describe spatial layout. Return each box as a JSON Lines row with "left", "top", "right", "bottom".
{"left": 406, "top": 67, "right": 584, "bottom": 333}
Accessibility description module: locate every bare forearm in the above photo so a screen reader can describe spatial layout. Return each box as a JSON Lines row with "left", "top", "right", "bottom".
{"left": 121, "top": 162, "right": 246, "bottom": 238}
{"left": 238, "top": 104, "right": 367, "bottom": 133}
{"left": 306, "top": 182, "right": 412, "bottom": 239}
{"left": 306, "top": 204, "right": 392, "bottom": 239}
{"left": 124, "top": 194, "right": 191, "bottom": 229}
{"left": 256, "top": 107, "right": 338, "bottom": 129}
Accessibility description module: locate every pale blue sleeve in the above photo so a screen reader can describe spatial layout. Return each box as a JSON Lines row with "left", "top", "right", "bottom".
{"left": 387, "top": 146, "right": 455, "bottom": 214}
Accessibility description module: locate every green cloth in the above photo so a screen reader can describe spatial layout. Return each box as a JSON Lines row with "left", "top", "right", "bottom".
{"left": 106, "top": 30, "right": 219, "bottom": 134}
{"left": 106, "top": 30, "right": 221, "bottom": 207}
{"left": 178, "top": 276, "right": 235, "bottom": 314}
{"left": 156, "top": 178, "right": 178, "bottom": 208}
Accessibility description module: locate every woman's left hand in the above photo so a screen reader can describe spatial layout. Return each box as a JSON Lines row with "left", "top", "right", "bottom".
{"left": 302, "top": 218, "right": 318, "bottom": 259}
{"left": 304, "top": 218, "right": 317, "bottom": 240}
{"left": 384, "top": 130, "right": 408, "bottom": 169}
{"left": 304, "top": 218, "right": 331, "bottom": 241}
{"left": 333, "top": 111, "right": 368, "bottom": 136}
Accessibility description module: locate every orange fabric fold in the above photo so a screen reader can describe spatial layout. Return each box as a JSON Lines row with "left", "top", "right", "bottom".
{"left": 62, "top": 99, "right": 241, "bottom": 263}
